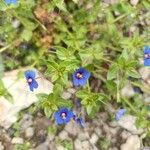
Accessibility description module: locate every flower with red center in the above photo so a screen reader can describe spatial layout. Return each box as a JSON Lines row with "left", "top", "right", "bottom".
{"left": 54, "top": 108, "right": 74, "bottom": 125}
{"left": 72, "top": 67, "right": 90, "bottom": 86}
{"left": 25, "top": 70, "right": 38, "bottom": 92}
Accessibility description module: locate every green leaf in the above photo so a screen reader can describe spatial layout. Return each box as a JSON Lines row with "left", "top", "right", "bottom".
{"left": 44, "top": 107, "right": 52, "bottom": 118}
{"left": 107, "top": 64, "right": 118, "bottom": 80}
{"left": 87, "top": 105, "right": 93, "bottom": 115}
{"left": 127, "top": 69, "right": 141, "bottom": 78}
{"left": 53, "top": 83, "right": 63, "bottom": 96}
{"left": 17, "top": 17, "right": 37, "bottom": 31}
{"left": 36, "top": 93, "right": 48, "bottom": 102}
{"left": 55, "top": 46, "right": 76, "bottom": 60}
{"left": 54, "top": 0, "right": 67, "bottom": 12}
{"left": 0, "top": 80, "right": 13, "bottom": 103}
{"left": 76, "top": 90, "right": 89, "bottom": 99}
{"left": 57, "top": 98, "right": 72, "bottom": 108}
{"left": 21, "top": 29, "right": 32, "bottom": 41}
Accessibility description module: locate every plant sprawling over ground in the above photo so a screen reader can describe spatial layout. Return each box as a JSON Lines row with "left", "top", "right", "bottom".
{"left": 0, "top": 0, "right": 150, "bottom": 141}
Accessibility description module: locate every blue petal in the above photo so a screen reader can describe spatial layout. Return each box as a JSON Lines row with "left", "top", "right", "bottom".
{"left": 73, "top": 77, "right": 80, "bottom": 86}
{"left": 83, "top": 70, "right": 90, "bottom": 80}
{"left": 29, "top": 84, "right": 34, "bottom": 91}
{"left": 144, "top": 46, "right": 150, "bottom": 53}
{"left": 11, "top": 0, "right": 17, "bottom": 4}
{"left": 54, "top": 111, "right": 63, "bottom": 125}
{"left": 5, "top": 0, "right": 11, "bottom": 4}
{"left": 54, "top": 108, "right": 74, "bottom": 125}
{"left": 25, "top": 70, "right": 36, "bottom": 79}
{"left": 72, "top": 67, "right": 90, "bottom": 87}
{"left": 65, "top": 110, "right": 74, "bottom": 123}
{"left": 144, "top": 59, "right": 150, "bottom": 66}
{"left": 115, "top": 109, "right": 126, "bottom": 121}
{"left": 28, "top": 79, "right": 38, "bottom": 91}
{"left": 32, "top": 80, "right": 38, "bottom": 89}
{"left": 5, "top": 0, "right": 17, "bottom": 4}
{"left": 78, "top": 78, "right": 87, "bottom": 86}
{"left": 76, "top": 117, "right": 84, "bottom": 128}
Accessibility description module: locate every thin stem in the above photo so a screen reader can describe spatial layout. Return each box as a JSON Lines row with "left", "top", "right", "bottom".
{"left": 117, "top": 72, "right": 120, "bottom": 102}
{"left": 100, "top": 57, "right": 113, "bottom": 63}
{"left": 87, "top": 80, "right": 91, "bottom": 92}
{"left": 33, "top": 18, "right": 47, "bottom": 31}
{"left": 113, "top": 13, "right": 128, "bottom": 23}
{"left": 123, "top": 98, "right": 138, "bottom": 114}
{"left": 0, "top": 44, "right": 12, "bottom": 53}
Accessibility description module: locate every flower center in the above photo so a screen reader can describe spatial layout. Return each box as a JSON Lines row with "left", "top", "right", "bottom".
{"left": 76, "top": 72, "right": 83, "bottom": 79}
{"left": 145, "top": 53, "right": 150, "bottom": 59}
{"left": 61, "top": 112, "right": 67, "bottom": 119}
{"left": 27, "top": 78, "right": 32, "bottom": 83}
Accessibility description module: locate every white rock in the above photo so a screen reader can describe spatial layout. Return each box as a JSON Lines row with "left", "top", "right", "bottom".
{"left": 109, "top": 148, "right": 118, "bottom": 150}
{"left": 94, "top": 127, "right": 102, "bottom": 137}
{"left": 120, "top": 135, "right": 141, "bottom": 150}
{"left": 61, "top": 91, "right": 72, "bottom": 99}
{"left": 0, "top": 69, "right": 53, "bottom": 129}
{"left": 12, "top": 20, "right": 20, "bottom": 28}
{"left": 56, "top": 145, "right": 66, "bottom": 150}
{"left": 48, "top": 141, "right": 57, "bottom": 150}
{"left": 109, "top": 121, "right": 118, "bottom": 127}
{"left": 81, "top": 141, "right": 91, "bottom": 150}
{"left": 144, "top": 97, "right": 150, "bottom": 103}
{"left": 47, "top": 134, "right": 55, "bottom": 141}
{"left": 25, "top": 127, "right": 34, "bottom": 138}
{"left": 103, "top": 0, "right": 118, "bottom": 4}
{"left": 121, "top": 130, "right": 131, "bottom": 139}
{"left": 142, "top": 147, "right": 150, "bottom": 150}
{"left": 35, "top": 143, "right": 49, "bottom": 150}
{"left": 58, "top": 130, "right": 69, "bottom": 140}
{"left": 12, "top": 137, "right": 24, "bottom": 144}
{"left": 139, "top": 68, "right": 150, "bottom": 80}
{"left": 92, "top": 146, "right": 99, "bottom": 150}
{"left": 109, "top": 127, "right": 119, "bottom": 136}
{"left": 121, "top": 84, "right": 135, "bottom": 98}
{"left": 0, "top": 142, "right": 4, "bottom": 150}
{"left": 21, "top": 114, "right": 33, "bottom": 131}
{"left": 65, "top": 121, "right": 80, "bottom": 136}
{"left": 89, "top": 133, "right": 99, "bottom": 144}
{"left": 130, "top": 0, "right": 139, "bottom": 6}
{"left": 118, "top": 115, "right": 143, "bottom": 134}
{"left": 74, "top": 139, "right": 82, "bottom": 150}
{"left": 78, "top": 132, "right": 90, "bottom": 141}
{"left": 67, "top": 88, "right": 76, "bottom": 94}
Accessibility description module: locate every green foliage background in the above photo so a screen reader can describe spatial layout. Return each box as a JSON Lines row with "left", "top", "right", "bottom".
{"left": 0, "top": 0, "right": 150, "bottom": 141}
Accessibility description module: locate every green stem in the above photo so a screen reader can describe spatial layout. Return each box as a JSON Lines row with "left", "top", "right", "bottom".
{"left": 113, "top": 13, "right": 128, "bottom": 23}
{"left": 0, "top": 44, "right": 12, "bottom": 53}
{"left": 123, "top": 98, "right": 138, "bottom": 114}
{"left": 117, "top": 72, "right": 120, "bottom": 102}
{"left": 87, "top": 80, "right": 91, "bottom": 92}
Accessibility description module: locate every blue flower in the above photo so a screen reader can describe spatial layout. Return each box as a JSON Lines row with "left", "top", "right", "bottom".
{"left": 115, "top": 109, "right": 126, "bottom": 121}
{"left": 25, "top": 70, "right": 38, "bottom": 91}
{"left": 73, "top": 67, "right": 90, "bottom": 86}
{"left": 54, "top": 108, "right": 74, "bottom": 125}
{"left": 144, "top": 46, "right": 150, "bottom": 66}
{"left": 76, "top": 117, "right": 84, "bottom": 128}
{"left": 5, "top": 0, "right": 17, "bottom": 4}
